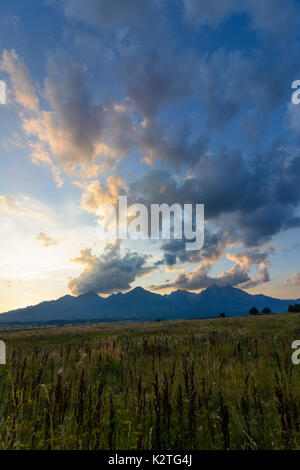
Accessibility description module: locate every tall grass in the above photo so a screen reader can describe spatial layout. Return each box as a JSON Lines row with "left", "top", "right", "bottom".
{"left": 0, "top": 314, "right": 300, "bottom": 449}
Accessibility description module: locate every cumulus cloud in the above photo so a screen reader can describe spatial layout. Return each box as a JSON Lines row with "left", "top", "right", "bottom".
{"left": 227, "top": 249, "right": 270, "bottom": 289}
{"left": 68, "top": 242, "right": 153, "bottom": 295}
{"left": 227, "top": 250, "right": 268, "bottom": 269}
{"left": 80, "top": 175, "right": 126, "bottom": 214}
{"left": 156, "top": 248, "right": 270, "bottom": 291}
{"left": 159, "top": 228, "right": 238, "bottom": 267}
{"left": 130, "top": 142, "right": 300, "bottom": 247}
{"left": 156, "top": 263, "right": 250, "bottom": 291}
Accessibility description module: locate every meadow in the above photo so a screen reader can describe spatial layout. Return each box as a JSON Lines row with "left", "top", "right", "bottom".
{"left": 0, "top": 313, "right": 300, "bottom": 450}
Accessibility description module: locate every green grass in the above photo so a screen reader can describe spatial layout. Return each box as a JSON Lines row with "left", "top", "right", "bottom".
{"left": 1, "top": 313, "right": 300, "bottom": 449}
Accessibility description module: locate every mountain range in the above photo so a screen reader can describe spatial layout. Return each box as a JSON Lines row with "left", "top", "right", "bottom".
{"left": 0, "top": 285, "right": 299, "bottom": 325}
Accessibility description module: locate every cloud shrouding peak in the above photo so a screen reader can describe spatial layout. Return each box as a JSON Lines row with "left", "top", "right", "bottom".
{"left": 68, "top": 243, "right": 153, "bottom": 295}
{"left": 155, "top": 248, "right": 270, "bottom": 292}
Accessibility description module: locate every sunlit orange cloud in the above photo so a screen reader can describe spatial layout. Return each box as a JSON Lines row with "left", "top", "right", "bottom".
{"left": 0, "top": 49, "right": 39, "bottom": 111}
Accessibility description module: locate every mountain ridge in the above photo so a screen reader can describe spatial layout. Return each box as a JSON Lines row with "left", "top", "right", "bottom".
{"left": 0, "top": 285, "right": 299, "bottom": 324}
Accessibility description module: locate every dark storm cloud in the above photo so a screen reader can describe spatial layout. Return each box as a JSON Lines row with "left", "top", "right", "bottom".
{"left": 68, "top": 243, "right": 153, "bottom": 295}
{"left": 138, "top": 119, "right": 208, "bottom": 169}
{"left": 125, "top": 51, "right": 196, "bottom": 119}
{"left": 196, "top": 46, "right": 300, "bottom": 139}
{"left": 123, "top": 44, "right": 300, "bottom": 159}
{"left": 130, "top": 143, "right": 300, "bottom": 247}
{"left": 159, "top": 228, "right": 238, "bottom": 266}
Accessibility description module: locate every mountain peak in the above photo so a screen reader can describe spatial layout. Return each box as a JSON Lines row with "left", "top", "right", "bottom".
{"left": 127, "top": 286, "right": 149, "bottom": 295}
{"left": 202, "top": 285, "right": 242, "bottom": 295}
{"left": 205, "top": 285, "right": 236, "bottom": 292}
{"left": 77, "top": 291, "right": 100, "bottom": 300}
{"left": 168, "top": 289, "right": 189, "bottom": 297}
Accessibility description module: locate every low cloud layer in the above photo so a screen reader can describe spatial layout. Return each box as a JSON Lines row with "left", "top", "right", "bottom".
{"left": 155, "top": 249, "right": 270, "bottom": 291}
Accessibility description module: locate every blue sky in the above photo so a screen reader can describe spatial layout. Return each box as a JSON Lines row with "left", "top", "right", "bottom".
{"left": 0, "top": 0, "right": 300, "bottom": 312}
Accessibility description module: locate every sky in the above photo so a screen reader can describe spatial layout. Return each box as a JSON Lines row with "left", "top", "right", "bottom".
{"left": 0, "top": 0, "right": 300, "bottom": 312}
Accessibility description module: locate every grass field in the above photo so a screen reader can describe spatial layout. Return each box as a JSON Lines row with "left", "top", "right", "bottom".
{"left": 1, "top": 313, "right": 300, "bottom": 450}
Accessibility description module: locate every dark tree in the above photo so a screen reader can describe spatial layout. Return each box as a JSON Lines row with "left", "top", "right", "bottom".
{"left": 262, "top": 307, "right": 271, "bottom": 314}
{"left": 219, "top": 312, "right": 226, "bottom": 318}
{"left": 288, "top": 304, "right": 300, "bottom": 313}
{"left": 249, "top": 306, "right": 259, "bottom": 315}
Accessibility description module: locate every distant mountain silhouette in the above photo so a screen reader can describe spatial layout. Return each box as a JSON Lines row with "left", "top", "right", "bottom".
{"left": 0, "top": 285, "right": 299, "bottom": 324}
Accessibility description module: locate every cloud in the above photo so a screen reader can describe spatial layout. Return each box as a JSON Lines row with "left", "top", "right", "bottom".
{"left": 160, "top": 228, "right": 238, "bottom": 267}
{"left": 227, "top": 249, "right": 268, "bottom": 269}
{"left": 0, "top": 50, "right": 65, "bottom": 183}
{"left": 63, "top": 0, "right": 161, "bottom": 31}
{"left": 285, "top": 272, "right": 300, "bottom": 287}
{"left": 1, "top": 50, "right": 140, "bottom": 180}
{"left": 68, "top": 242, "right": 153, "bottom": 295}
{"left": 125, "top": 51, "right": 195, "bottom": 118}
{"left": 26, "top": 62, "right": 104, "bottom": 170}
{"left": 138, "top": 119, "right": 207, "bottom": 169}
{"left": 3, "top": 280, "right": 23, "bottom": 289}
{"left": 157, "top": 263, "right": 250, "bottom": 291}
{"left": 196, "top": 47, "right": 298, "bottom": 138}
{"left": 227, "top": 249, "right": 270, "bottom": 289}
{"left": 183, "top": 0, "right": 237, "bottom": 27}
{"left": 28, "top": 141, "right": 63, "bottom": 187}
{"left": 156, "top": 248, "right": 270, "bottom": 291}
{"left": 36, "top": 232, "right": 62, "bottom": 247}
{"left": 0, "top": 195, "right": 48, "bottom": 221}
{"left": 130, "top": 142, "right": 300, "bottom": 247}
{"left": 0, "top": 49, "right": 39, "bottom": 111}
{"left": 80, "top": 175, "right": 126, "bottom": 214}
{"left": 183, "top": 0, "right": 299, "bottom": 42}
